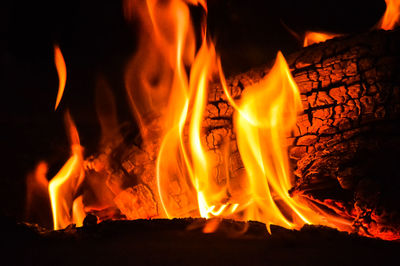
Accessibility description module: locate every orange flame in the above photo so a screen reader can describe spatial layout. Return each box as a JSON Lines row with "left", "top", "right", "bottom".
{"left": 45, "top": 0, "right": 359, "bottom": 235}
{"left": 25, "top": 161, "right": 50, "bottom": 223}
{"left": 54, "top": 44, "right": 67, "bottom": 111}
{"left": 303, "top": 31, "right": 341, "bottom": 47}
{"left": 228, "top": 52, "right": 327, "bottom": 230}
{"left": 122, "top": 0, "right": 344, "bottom": 232}
{"left": 48, "top": 112, "right": 85, "bottom": 230}
{"left": 376, "top": 0, "right": 400, "bottom": 30}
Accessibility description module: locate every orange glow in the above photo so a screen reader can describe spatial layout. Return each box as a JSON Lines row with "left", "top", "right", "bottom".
{"left": 27, "top": 161, "right": 49, "bottom": 194}
{"left": 303, "top": 31, "right": 341, "bottom": 47}
{"left": 44, "top": 0, "right": 365, "bottom": 237}
{"left": 123, "top": 0, "right": 197, "bottom": 218}
{"left": 72, "top": 196, "right": 86, "bottom": 226}
{"left": 54, "top": 44, "right": 67, "bottom": 111}
{"left": 376, "top": 0, "right": 400, "bottom": 30}
{"left": 48, "top": 112, "right": 85, "bottom": 230}
{"left": 25, "top": 161, "right": 49, "bottom": 220}
{"left": 219, "top": 52, "right": 327, "bottom": 231}
{"left": 121, "top": 0, "right": 347, "bottom": 233}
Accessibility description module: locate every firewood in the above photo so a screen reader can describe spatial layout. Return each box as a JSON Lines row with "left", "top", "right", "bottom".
{"left": 95, "top": 30, "right": 400, "bottom": 239}
{"left": 205, "top": 29, "right": 400, "bottom": 239}
{"left": 113, "top": 184, "right": 158, "bottom": 220}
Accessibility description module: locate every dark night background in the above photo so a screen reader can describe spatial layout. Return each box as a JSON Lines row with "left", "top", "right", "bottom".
{"left": 0, "top": 0, "right": 385, "bottom": 225}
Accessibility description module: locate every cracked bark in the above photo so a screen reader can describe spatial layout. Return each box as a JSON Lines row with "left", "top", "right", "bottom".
{"left": 204, "top": 30, "right": 400, "bottom": 239}
{"left": 95, "top": 30, "right": 400, "bottom": 240}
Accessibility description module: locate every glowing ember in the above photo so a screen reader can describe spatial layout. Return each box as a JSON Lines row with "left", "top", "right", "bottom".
{"left": 376, "top": 0, "right": 400, "bottom": 30}
{"left": 54, "top": 44, "right": 67, "bottom": 111}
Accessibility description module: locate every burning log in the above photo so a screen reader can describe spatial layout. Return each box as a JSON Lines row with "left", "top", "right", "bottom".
{"left": 99, "top": 29, "right": 400, "bottom": 239}
{"left": 61, "top": 27, "right": 400, "bottom": 242}
{"left": 204, "top": 29, "right": 400, "bottom": 239}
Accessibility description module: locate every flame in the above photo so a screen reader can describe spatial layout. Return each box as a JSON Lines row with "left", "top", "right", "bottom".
{"left": 54, "top": 44, "right": 67, "bottom": 111}
{"left": 303, "top": 31, "right": 341, "bottom": 47}
{"left": 376, "top": 0, "right": 400, "bottom": 30}
{"left": 123, "top": 0, "right": 337, "bottom": 231}
{"left": 48, "top": 112, "right": 85, "bottom": 230}
{"left": 25, "top": 161, "right": 49, "bottom": 221}
{"left": 228, "top": 52, "right": 330, "bottom": 231}
{"left": 124, "top": 0, "right": 196, "bottom": 141}
{"left": 45, "top": 0, "right": 359, "bottom": 235}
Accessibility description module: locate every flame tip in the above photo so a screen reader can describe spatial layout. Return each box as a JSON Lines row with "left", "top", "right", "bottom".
{"left": 54, "top": 44, "right": 67, "bottom": 111}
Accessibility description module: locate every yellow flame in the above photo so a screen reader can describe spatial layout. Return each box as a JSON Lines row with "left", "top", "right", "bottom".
{"left": 376, "top": 0, "right": 400, "bottom": 30}
{"left": 54, "top": 44, "right": 67, "bottom": 111}
{"left": 48, "top": 112, "right": 85, "bottom": 230}
{"left": 124, "top": 0, "right": 334, "bottom": 232}
{"left": 72, "top": 196, "right": 86, "bottom": 227}
{"left": 92, "top": 0, "right": 354, "bottom": 234}
{"left": 303, "top": 31, "right": 341, "bottom": 47}
{"left": 43, "top": 0, "right": 359, "bottom": 233}
{"left": 223, "top": 52, "right": 329, "bottom": 231}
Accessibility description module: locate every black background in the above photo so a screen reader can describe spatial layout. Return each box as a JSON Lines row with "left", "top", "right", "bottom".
{"left": 0, "top": 0, "right": 385, "bottom": 223}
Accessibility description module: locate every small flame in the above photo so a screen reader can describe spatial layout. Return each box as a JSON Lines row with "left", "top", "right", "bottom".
{"left": 54, "top": 44, "right": 67, "bottom": 111}
{"left": 48, "top": 112, "right": 85, "bottom": 230}
{"left": 376, "top": 0, "right": 400, "bottom": 30}
{"left": 25, "top": 161, "right": 49, "bottom": 222}
{"left": 303, "top": 31, "right": 341, "bottom": 47}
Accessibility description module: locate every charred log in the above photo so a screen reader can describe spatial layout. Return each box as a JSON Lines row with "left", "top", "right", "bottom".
{"left": 94, "top": 30, "right": 400, "bottom": 240}
{"left": 205, "top": 29, "right": 400, "bottom": 239}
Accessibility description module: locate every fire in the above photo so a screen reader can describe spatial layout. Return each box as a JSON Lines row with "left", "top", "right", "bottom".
{"left": 124, "top": 0, "right": 331, "bottom": 229}
{"left": 25, "top": 161, "right": 50, "bottom": 223}
{"left": 54, "top": 44, "right": 67, "bottom": 111}
{"left": 219, "top": 52, "right": 336, "bottom": 231}
{"left": 48, "top": 112, "right": 85, "bottom": 230}
{"left": 376, "top": 0, "right": 400, "bottom": 30}
{"left": 303, "top": 31, "right": 341, "bottom": 47}
{"left": 43, "top": 0, "right": 355, "bottom": 234}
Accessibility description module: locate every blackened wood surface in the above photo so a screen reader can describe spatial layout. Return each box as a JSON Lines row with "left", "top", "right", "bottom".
{"left": 205, "top": 30, "right": 400, "bottom": 239}
{"left": 100, "top": 30, "right": 400, "bottom": 240}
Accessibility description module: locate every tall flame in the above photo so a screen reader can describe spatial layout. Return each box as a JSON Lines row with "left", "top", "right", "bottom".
{"left": 123, "top": 0, "right": 337, "bottom": 229}
{"left": 220, "top": 52, "right": 329, "bottom": 231}
{"left": 45, "top": 0, "right": 357, "bottom": 234}
{"left": 48, "top": 112, "right": 85, "bottom": 230}
{"left": 54, "top": 44, "right": 67, "bottom": 111}
{"left": 376, "top": 0, "right": 400, "bottom": 30}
